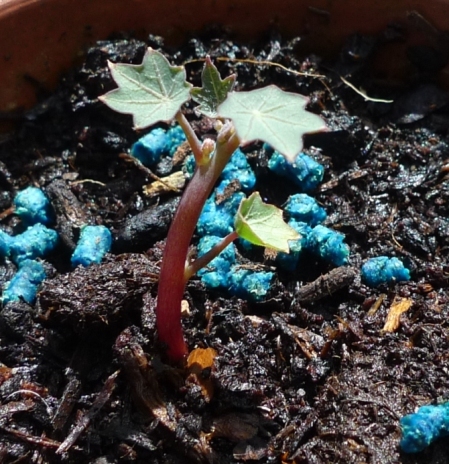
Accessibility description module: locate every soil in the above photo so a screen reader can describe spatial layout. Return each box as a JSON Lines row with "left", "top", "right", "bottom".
{"left": 0, "top": 24, "right": 449, "bottom": 464}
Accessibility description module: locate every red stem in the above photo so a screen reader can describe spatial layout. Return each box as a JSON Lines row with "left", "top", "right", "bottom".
{"left": 156, "top": 132, "right": 240, "bottom": 362}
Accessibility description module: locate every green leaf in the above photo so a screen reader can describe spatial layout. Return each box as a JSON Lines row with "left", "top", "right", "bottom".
{"left": 191, "top": 56, "right": 235, "bottom": 118}
{"left": 218, "top": 85, "right": 327, "bottom": 162}
{"left": 235, "top": 192, "right": 300, "bottom": 253}
{"left": 99, "top": 48, "right": 192, "bottom": 129}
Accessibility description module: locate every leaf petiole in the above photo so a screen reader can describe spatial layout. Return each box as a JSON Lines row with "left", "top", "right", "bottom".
{"left": 184, "top": 231, "right": 238, "bottom": 281}
{"left": 174, "top": 111, "right": 205, "bottom": 164}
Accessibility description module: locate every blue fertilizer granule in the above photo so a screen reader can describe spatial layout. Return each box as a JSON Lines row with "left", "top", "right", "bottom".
{"left": 71, "top": 225, "right": 112, "bottom": 267}
{"left": 166, "top": 125, "right": 187, "bottom": 156}
{"left": 197, "top": 191, "right": 245, "bottom": 238}
{"left": 14, "top": 186, "right": 53, "bottom": 226}
{"left": 284, "top": 194, "right": 327, "bottom": 226}
{"left": 131, "top": 128, "right": 168, "bottom": 166}
{"left": 9, "top": 224, "right": 59, "bottom": 266}
{"left": 183, "top": 154, "right": 196, "bottom": 178}
{"left": 2, "top": 259, "right": 46, "bottom": 305}
{"left": 195, "top": 236, "right": 273, "bottom": 301}
{"left": 0, "top": 230, "right": 12, "bottom": 259}
{"left": 305, "top": 225, "right": 350, "bottom": 266}
{"left": 400, "top": 402, "right": 449, "bottom": 453}
{"left": 268, "top": 150, "right": 324, "bottom": 192}
{"left": 131, "top": 125, "right": 187, "bottom": 166}
{"left": 221, "top": 149, "right": 256, "bottom": 192}
{"left": 276, "top": 220, "right": 312, "bottom": 272}
{"left": 197, "top": 235, "right": 236, "bottom": 289}
{"left": 229, "top": 268, "right": 274, "bottom": 302}
{"left": 361, "top": 256, "right": 410, "bottom": 287}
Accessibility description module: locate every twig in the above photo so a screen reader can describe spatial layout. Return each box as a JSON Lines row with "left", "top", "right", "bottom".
{"left": 119, "top": 153, "right": 182, "bottom": 193}
{"left": 184, "top": 57, "right": 326, "bottom": 79}
{"left": 70, "top": 179, "right": 106, "bottom": 187}
{"left": 56, "top": 370, "right": 119, "bottom": 454}
{"left": 339, "top": 76, "right": 394, "bottom": 103}
{"left": 5, "top": 390, "right": 53, "bottom": 419}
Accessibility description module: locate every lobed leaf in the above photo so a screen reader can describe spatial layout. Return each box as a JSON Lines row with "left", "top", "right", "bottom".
{"left": 234, "top": 192, "right": 299, "bottom": 252}
{"left": 99, "top": 48, "right": 192, "bottom": 129}
{"left": 218, "top": 85, "right": 327, "bottom": 162}
{"left": 191, "top": 57, "right": 235, "bottom": 118}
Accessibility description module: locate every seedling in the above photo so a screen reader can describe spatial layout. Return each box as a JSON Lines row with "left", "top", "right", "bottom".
{"left": 100, "top": 48, "right": 326, "bottom": 362}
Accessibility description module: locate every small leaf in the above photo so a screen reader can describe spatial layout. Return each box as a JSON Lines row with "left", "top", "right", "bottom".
{"left": 99, "top": 48, "right": 192, "bottom": 129}
{"left": 235, "top": 192, "right": 300, "bottom": 252}
{"left": 218, "top": 85, "right": 327, "bottom": 162}
{"left": 191, "top": 56, "right": 235, "bottom": 117}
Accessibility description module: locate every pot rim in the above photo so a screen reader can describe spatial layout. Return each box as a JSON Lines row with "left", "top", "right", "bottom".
{"left": 0, "top": 0, "right": 448, "bottom": 113}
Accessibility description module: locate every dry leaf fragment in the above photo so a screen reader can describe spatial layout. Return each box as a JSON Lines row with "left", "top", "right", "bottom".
{"left": 382, "top": 297, "right": 413, "bottom": 332}
{"left": 143, "top": 171, "right": 186, "bottom": 198}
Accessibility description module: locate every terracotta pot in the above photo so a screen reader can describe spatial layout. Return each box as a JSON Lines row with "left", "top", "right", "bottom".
{"left": 1, "top": 0, "right": 449, "bottom": 113}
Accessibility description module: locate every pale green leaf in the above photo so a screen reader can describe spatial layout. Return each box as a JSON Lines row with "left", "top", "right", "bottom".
{"left": 191, "top": 56, "right": 235, "bottom": 117}
{"left": 234, "top": 192, "right": 300, "bottom": 252}
{"left": 99, "top": 48, "right": 192, "bottom": 129}
{"left": 218, "top": 85, "right": 327, "bottom": 163}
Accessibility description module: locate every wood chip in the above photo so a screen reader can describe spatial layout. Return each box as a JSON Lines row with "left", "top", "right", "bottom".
{"left": 172, "top": 141, "right": 191, "bottom": 166}
{"left": 382, "top": 297, "right": 413, "bottom": 332}
{"left": 293, "top": 266, "right": 357, "bottom": 303}
{"left": 181, "top": 299, "right": 191, "bottom": 317}
{"left": 367, "top": 293, "right": 386, "bottom": 316}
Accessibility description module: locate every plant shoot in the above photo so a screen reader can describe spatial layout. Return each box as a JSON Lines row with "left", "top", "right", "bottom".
{"left": 100, "top": 48, "right": 327, "bottom": 362}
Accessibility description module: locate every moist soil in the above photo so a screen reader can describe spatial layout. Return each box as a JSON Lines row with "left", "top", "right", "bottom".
{"left": 0, "top": 25, "right": 449, "bottom": 464}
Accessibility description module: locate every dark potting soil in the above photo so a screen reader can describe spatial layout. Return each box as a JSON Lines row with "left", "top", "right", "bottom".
{"left": 1, "top": 24, "right": 449, "bottom": 464}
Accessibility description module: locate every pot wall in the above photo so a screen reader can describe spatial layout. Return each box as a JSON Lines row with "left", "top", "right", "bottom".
{"left": 1, "top": 0, "right": 449, "bottom": 112}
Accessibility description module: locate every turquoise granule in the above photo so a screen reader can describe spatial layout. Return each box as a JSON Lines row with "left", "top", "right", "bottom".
{"left": 400, "top": 402, "right": 449, "bottom": 453}
{"left": 13, "top": 187, "right": 54, "bottom": 226}
{"left": 284, "top": 193, "right": 327, "bottom": 226}
{"left": 197, "top": 235, "right": 236, "bottom": 289}
{"left": 2, "top": 259, "right": 46, "bottom": 305}
{"left": 131, "top": 125, "right": 186, "bottom": 166}
{"left": 305, "top": 225, "right": 350, "bottom": 266}
{"left": 8, "top": 224, "right": 59, "bottom": 266}
{"left": 361, "top": 256, "right": 410, "bottom": 287}
{"left": 71, "top": 225, "right": 113, "bottom": 267}
{"left": 267, "top": 148, "right": 324, "bottom": 192}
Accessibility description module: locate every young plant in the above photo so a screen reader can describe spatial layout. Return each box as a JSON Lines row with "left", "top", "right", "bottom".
{"left": 100, "top": 48, "right": 326, "bottom": 362}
